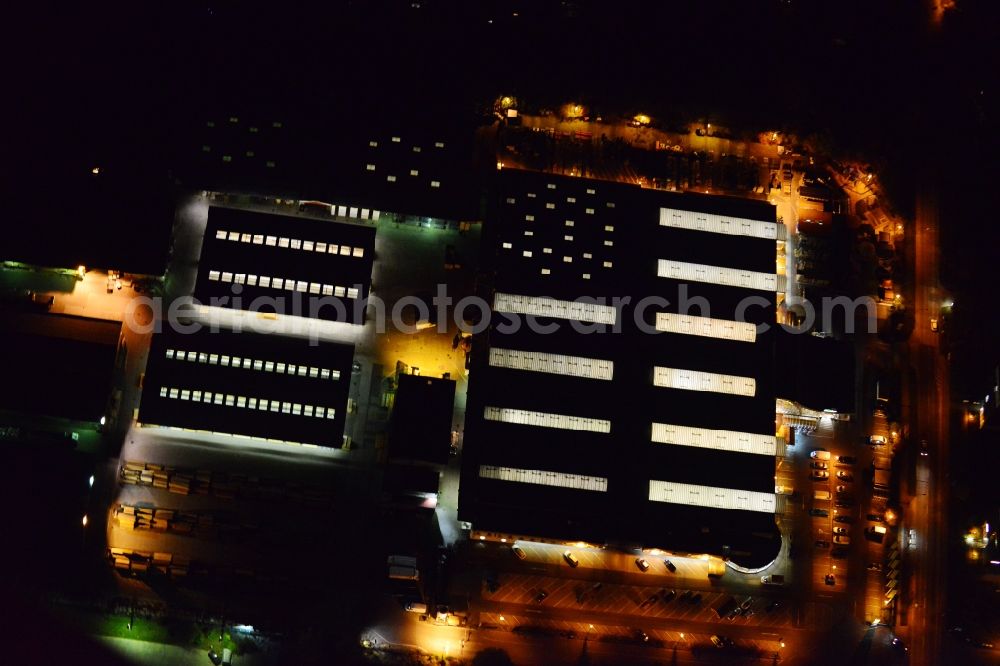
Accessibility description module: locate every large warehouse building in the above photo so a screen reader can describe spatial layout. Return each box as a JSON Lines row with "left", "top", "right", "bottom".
{"left": 460, "top": 169, "right": 785, "bottom": 568}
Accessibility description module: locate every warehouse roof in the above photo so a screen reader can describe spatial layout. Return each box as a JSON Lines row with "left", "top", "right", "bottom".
{"left": 460, "top": 169, "right": 782, "bottom": 567}
{"left": 194, "top": 206, "right": 376, "bottom": 324}
{"left": 138, "top": 325, "right": 354, "bottom": 447}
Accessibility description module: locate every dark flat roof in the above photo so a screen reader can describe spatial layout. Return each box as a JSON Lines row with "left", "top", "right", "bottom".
{"left": 0, "top": 312, "right": 119, "bottom": 421}
{"left": 194, "top": 206, "right": 375, "bottom": 324}
{"left": 139, "top": 325, "right": 354, "bottom": 447}
{"left": 776, "top": 332, "right": 855, "bottom": 414}
{"left": 389, "top": 374, "right": 456, "bottom": 465}
{"left": 461, "top": 169, "right": 780, "bottom": 563}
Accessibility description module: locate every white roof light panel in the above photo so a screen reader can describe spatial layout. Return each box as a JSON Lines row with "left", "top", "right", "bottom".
{"left": 653, "top": 366, "right": 756, "bottom": 396}
{"left": 484, "top": 406, "right": 611, "bottom": 434}
{"left": 649, "top": 480, "right": 776, "bottom": 513}
{"left": 658, "top": 259, "right": 777, "bottom": 292}
{"left": 489, "top": 348, "right": 613, "bottom": 381}
{"left": 479, "top": 465, "right": 608, "bottom": 492}
{"left": 659, "top": 207, "right": 778, "bottom": 240}
{"left": 655, "top": 312, "right": 756, "bottom": 343}
{"left": 493, "top": 292, "right": 616, "bottom": 325}
{"left": 651, "top": 423, "right": 776, "bottom": 456}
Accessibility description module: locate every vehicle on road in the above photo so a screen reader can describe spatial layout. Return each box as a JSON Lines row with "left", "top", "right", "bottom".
{"left": 920, "top": 439, "right": 929, "bottom": 456}
{"left": 825, "top": 574, "right": 836, "bottom": 586}
{"left": 635, "top": 557, "right": 650, "bottom": 572}
{"left": 664, "top": 559, "right": 676, "bottom": 572}
{"left": 512, "top": 545, "right": 526, "bottom": 560}
{"left": 563, "top": 550, "right": 580, "bottom": 567}
{"left": 714, "top": 595, "right": 739, "bottom": 619}
{"left": 833, "top": 535, "right": 851, "bottom": 545}
{"left": 810, "top": 449, "right": 831, "bottom": 460}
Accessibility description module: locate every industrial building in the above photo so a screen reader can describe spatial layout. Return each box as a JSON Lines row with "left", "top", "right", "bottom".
{"left": 460, "top": 169, "right": 785, "bottom": 568}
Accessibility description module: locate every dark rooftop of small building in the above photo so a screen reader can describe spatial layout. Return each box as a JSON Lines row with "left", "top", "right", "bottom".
{"left": 388, "top": 374, "right": 457, "bottom": 466}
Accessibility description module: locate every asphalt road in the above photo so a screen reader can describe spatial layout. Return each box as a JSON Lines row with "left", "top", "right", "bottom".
{"left": 902, "top": 186, "right": 949, "bottom": 666}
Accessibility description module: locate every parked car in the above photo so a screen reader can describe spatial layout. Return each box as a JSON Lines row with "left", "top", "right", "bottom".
{"left": 635, "top": 557, "right": 650, "bottom": 572}
{"left": 810, "top": 461, "right": 829, "bottom": 470}
{"left": 835, "top": 515, "right": 855, "bottom": 524}
{"left": 815, "top": 540, "right": 830, "bottom": 549}
{"left": 811, "top": 470, "right": 830, "bottom": 480}
{"left": 836, "top": 471, "right": 853, "bottom": 481}
{"left": 836, "top": 485, "right": 849, "bottom": 493}
{"left": 832, "top": 548, "right": 849, "bottom": 559}
{"left": 512, "top": 545, "right": 526, "bottom": 560}
{"left": 867, "top": 513, "right": 885, "bottom": 522}
{"left": 809, "top": 508, "right": 829, "bottom": 517}
{"left": 838, "top": 455, "right": 857, "bottom": 464}
{"left": 563, "top": 551, "right": 580, "bottom": 567}
{"left": 833, "top": 526, "right": 849, "bottom": 535}
{"left": 664, "top": 559, "right": 677, "bottom": 572}
{"left": 810, "top": 449, "right": 831, "bottom": 460}
{"left": 920, "top": 440, "right": 929, "bottom": 456}
{"left": 662, "top": 589, "right": 676, "bottom": 603}
{"left": 833, "top": 535, "right": 851, "bottom": 545}
{"left": 869, "top": 435, "right": 887, "bottom": 446}
{"left": 534, "top": 590, "right": 548, "bottom": 603}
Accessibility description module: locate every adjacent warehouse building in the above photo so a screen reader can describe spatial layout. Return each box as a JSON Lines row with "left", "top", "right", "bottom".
{"left": 194, "top": 206, "right": 376, "bottom": 324}
{"left": 139, "top": 325, "right": 354, "bottom": 448}
{"left": 460, "top": 169, "right": 784, "bottom": 568}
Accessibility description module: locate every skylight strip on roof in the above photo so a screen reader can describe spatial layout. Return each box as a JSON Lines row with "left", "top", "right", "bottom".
{"left": 657, "top": 259, "right": 777, "bottom": 292}
{"left": 653, "top": 366, "right": 756, "bottom": 397}
{"left": 651, "top": 423, "right": 776, "bottom": 456}
{"left": 158, "top": 386, "right": 337, "bottom": 420}
{"left": 659, "top": 207, "right": 778, "bottom": 240}
{"left": 165, "top": 348, "right": 342, "bottom": 381}
{"left": 479, "top": 465, "right": 608, "bottom": 492}
{"left": 489, "top": 348, "right": 614, "bottom": 381}
{"left": 655, "top": 312, "right": 757, "bottom": 343}
{"left": 648, "top": 480, "right": 775, "bottom": 513}
{"left": 493, "top": 292, "right": 617, "bottom": 325}
{"left": 484, "top": 406, "right": 611, "bottom": 433}
{"left": 214, "top": 230, "right": 366, "bottom": 258}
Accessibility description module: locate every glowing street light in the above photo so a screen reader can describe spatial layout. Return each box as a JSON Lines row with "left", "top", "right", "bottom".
{"left": 91, "top": 167, "right": 101, "bottom": 175}
{"left": 82, "top": 515, "right": 88, "bottom": 527}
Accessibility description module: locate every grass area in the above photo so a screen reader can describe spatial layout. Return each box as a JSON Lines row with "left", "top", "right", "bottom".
{"left": 55, "top": 607, "right": 242, "bottom": 654}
